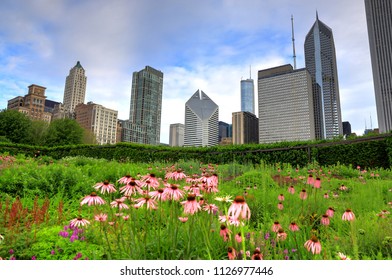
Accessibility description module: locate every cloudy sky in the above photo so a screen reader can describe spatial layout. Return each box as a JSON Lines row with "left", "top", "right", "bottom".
{"left": 0, "top": 0, "right": 376, "bottom": 144}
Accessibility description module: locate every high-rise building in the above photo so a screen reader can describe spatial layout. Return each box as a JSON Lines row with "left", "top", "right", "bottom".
{"left": 7, "top": 84, "right": 52, "bottom": 122}
{"left": 365, "top": 0, "right": 392, "bottom": 133}
{"left": 232, "top": 111, "right": 259, "bottom": 144}
{"left": 241, "top": 78, "right": 255, "bottom": 114}
{"left": 184, "top": 90, "right": 219, "bottom": 147}
{"left": 258, "top": 64, "right": 315, "bottom": 143}
{"left": 342, "top": 121, "right": 352, "bottom": 136}
{"left": 63, "top": 61, "right": 87, "bottom": 114}
{"left": 128, "top": 66, "right": 163, "bottom": 145}
{"left": 169, "top": 123, "right": 184, "bottom": 147}
{"left": 304, "top": 13, "right": 343, "bottom": 139}
{"left": 218, "top": 121, "right": 231, "bottom": 142}
{"left": 75, "top": 102, "right": 118, "bottom": 145}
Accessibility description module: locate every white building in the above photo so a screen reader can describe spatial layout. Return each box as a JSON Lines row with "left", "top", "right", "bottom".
{"left": 169, "top": 123, "right": 184, "bottom": 147}
{"left": 63, "top": 61, "right": 87, "bottom": 114}
{"left": 184, "top": 90, "right": 219, "bottom": 147}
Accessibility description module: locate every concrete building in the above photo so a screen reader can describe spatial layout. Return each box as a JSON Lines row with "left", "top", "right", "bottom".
{"left": 365, "top": 0, "right": 392, "bottom": 133}
{"left": 232, "top": 111, "right": 259, "bottom": 144}
{"left": 184, "top": 90, "right": 219, "bottom": 147}
{"left": 63, "top": 61, "right": 87, "bottom": 114}
{"left": 304, "top": 13, "right": 343, "bottom": 139}
{"left": 241, "top": 78, "right": 255, "bottom": 114}
{"left": 75, "top": 102, "right": 118, "bottom": 145}
{"left": 169, "top": 123, "right": 184, "bottom": 147}
{"left": 258, "top": 64, "right": 315, "bottom": 143}
{"left": 127, "top": 66, "right": 163, "bottom": 145}
{"left": 7, "top": 84, "right": 52, "bottom": 122}
{"left": 219, "top": 121, "right": 231, "bottom": 143}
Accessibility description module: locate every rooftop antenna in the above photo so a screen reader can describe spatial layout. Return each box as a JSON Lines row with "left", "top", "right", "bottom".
{"left": 249, "top": 65, "right": 252, "bottom": 79}
{"left": 370, "top": 114, "right": 373, "bottom": 130}
{"left": 291, "top": 14, "right": 297, "bottom": 70}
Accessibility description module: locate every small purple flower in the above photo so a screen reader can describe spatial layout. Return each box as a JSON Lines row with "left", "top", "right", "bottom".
{"left": 9, "top": 249, "right": 14, "bottom": 255}
{"left": 283, "top": 249, "right": 289, "bottom": 254}
{"left": 50, "top": 250, "right": 55, "bottom": 255}
{"left": 246, "top": 232, "right": 251, "bottom": 240}
{"left": 70, "top": 234, "right": 79, "bottom": 242}
{"left": 285, "top": 255, "right": 289, "bottom": 260}
{"left": 264, "top": 232, "right": 270, "bottom": 240}
{"left": 10, "top": 256, "right": 16, "bottom": 260}
{"left": 31, "top": 256, "right": 36, "bottom": 260}
{"left": 59, "top": 231, "right": 69, "bottom": 238}
{"left": 291, "top": 248, "right": 297, "bottom": 253}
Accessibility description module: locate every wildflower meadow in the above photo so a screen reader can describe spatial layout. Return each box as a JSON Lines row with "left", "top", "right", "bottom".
{"left": 0, "top": 153, "right": 391, "bottom": 260}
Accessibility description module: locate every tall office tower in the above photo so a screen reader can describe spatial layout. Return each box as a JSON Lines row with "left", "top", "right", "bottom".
{"left": 365, "top": 0, "right": 392, "bottom": 133}
{"left": 241, "top": 77, "right": 255, "bottom": 114}
{"left": 258, "top": 64, "right": 316, "bottom": 143}
{"left": 169, "top": 123, "right": 185, "bottom": 147}
{"left": 128, "top": 66, "right": 163, "bottom": 145}
{"left": 184, "top": 90, "right": 219, "bottom": 147}
{"left": 75, "top": 102, "right": 118, "bottom": 145}
{"left": 232, "top": 111, "right": 259, "bottom": 144}
{"left": 304, "top": 13, "right": 343, "bottom": 139}
{"left": 342, "top": 121, "right": 352, "bottom": 136}
{"left": 63, "top": 61, "right": 87, "bottom": 114}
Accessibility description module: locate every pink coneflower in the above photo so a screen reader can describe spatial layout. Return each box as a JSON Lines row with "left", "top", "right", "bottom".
{"left": 141, "top": 173, "right": 160, "bottom": 189}
{"left": 277, "top": 228, "right": 287, "bottom": 241}
{"left": 149, "top": 188, "right": 166, "bottom": 201}
{"left": 287, "top": 185, "right": 295, "bottom": 194}
{"left": 300, "top": 189, "right": 308, "bottom": 200}
{"left": 110, "top": 198, "right": 129, "bottom": 210}
{"left": 183, "top": 184, "right": 201, "bottom": 196}
{"left": 272, "top": 221, "right": 282, "bottom": 233}
{"left": 166, "top": 169, "right": 187, "bottom": 180}
{"left": 339, "top": 184, "right": 348, "bottom": 191}
{"left": 277, "top": 202, "right": 284, "bottom": 210}
{"left": 120, "top": 181, "right": 142, "bottom": 196}
{"left": 203, "top": 203, "right": 219, "bottom": 214}
{"left": 326, "top": 207, "right": 335, "bottom": 217}
{"left": 178, "top": 217, "right": 188, "bottom": 223}
{"left": 80, "top": 192, "right": 106, "bottom": 206}
{"left": 181, "top": 194, "right": 201, "bottom": 215}
{"left": 278, "top": 194, "right": 285, "bottom": 201}
{"left": 117, "top": 174, "right": 133, "bottom": 184}
{"left": 251, "top": 248, "right": 263, "bottom": 260}
{"left": 198, "top": 196, "right": 205, "bottom": 205}
{"left": 70, "top": 217, "right": 90, "bottom": 228}
{"left": 289, "top": 222, "right": 300, "bottom": 232}
{"left": 304, "top": 236, "right": 322, "bottom": 254}
{"left": 321, "top": 214, "right": 330, "bottom": 226}
{"left": 235, "top": 233, "right": 242, "bottom": 243}
{"left": 135, "top": 195, "right": 158, "bottom": 210}
{"left": 94, "top": 213, "right": 108, "bottom": 222}
{"left": 377, "top": 210, "right": 390, "bottom": 218}
{"left": 163, "top": 184, "right": 185, "bottom": 200}
{"left": 307, "top": 174, "right": 315, "bottom": 185}
{"left": 337, "top": 252, "right": 351, "bottom": 260}
{"left": 313, "top": 178, "right": 321, "bottom": 188}
{"left": 324, "top": 193, "right": 329, "bottom": 199}
{"left": 228, "top": 247, "right": 236, "bottom": 260}
{"left": 219, "top": 224, "right": 231, "bottom": 241}
{"left": 122, "top": 215, "right": 130, "bottom": 221}
{"left": 227, "top": 195, "right": 251, "bottom": 220}
{"left": 342, "top": 209, "right": 355, "bottom": 221}
{"left": 94, "top": 180, "right": 117, "bottom": 194}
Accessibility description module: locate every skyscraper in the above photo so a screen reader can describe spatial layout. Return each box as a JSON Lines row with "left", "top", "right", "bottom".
{"left": 63, "top": 61, "right": 87, "bottom": 114}
{"left": 128, "top": 66, "right": 163, "bottom": 145}
{"left": 232, "top": 111, "right": 259, "bottom": 144}
{"left": 304, "top": 13, "right": 343, "bottom": 139}
{"left": 241, "top": 77, "right": 255, "bottom": 114}
{"left": 258, "top": 64, "right": 315, "bottom": 143}
{"left": 184, "top": 90, "right": 219, "bottom": 147}
{"left": 169, "top": 123, "right": 184, "bottom": 147}
{"left": 365, "top": 0, "right": 392, "bottom": 133}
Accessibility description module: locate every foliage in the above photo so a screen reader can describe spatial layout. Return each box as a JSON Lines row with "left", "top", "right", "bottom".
{"left": 0, "top": 109, "right": 32, "bottom": 144}
{"left": 44, "top": 119, "right": 84, "bottom": 147}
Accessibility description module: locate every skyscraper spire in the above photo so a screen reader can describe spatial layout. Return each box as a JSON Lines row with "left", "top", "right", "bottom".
{"left": 291, "top": 15, "right": 297, "bottom": 70}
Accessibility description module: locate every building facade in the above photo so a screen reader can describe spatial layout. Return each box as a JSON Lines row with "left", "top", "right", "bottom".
{"left": 258, "top": 65, "right": 316, "bottom": 143}
{"left": 365, "top": 0, "right": 392, "bottom": 133}
{"left": 218, "top": 121, "right": 231, "bottom": 143}
{"left": 304, "top": 13, "right": 343, "bottom": 139}
{"left": 7, "top": 84, "right": 52, "bottom": 122}
{"left": 75, "top": 102, "right": 118, "bottom": 145}
{"left": 232, "top": 111, "right": 259, "bottom": 144}
{"left": 128, "top": 66, "right": 163, "bottom": 145}
{"left": 63, "top": 61, "right": 87, "bottom": 114}
{"left": 342, "top": 121, "right": 352, "bottom": 136}
{"left": 241, "top": 78, "right": 255, "bottom": 114}
{"left": 184, "top": 90, "right": 219, "bottom": 147}
{"left": 169, "top": 123, "right": 185, "bottom": 147}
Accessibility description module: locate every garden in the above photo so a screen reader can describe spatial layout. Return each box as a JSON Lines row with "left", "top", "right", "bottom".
{"left": 0, "top": 152, "right": 391, "bottom": 260}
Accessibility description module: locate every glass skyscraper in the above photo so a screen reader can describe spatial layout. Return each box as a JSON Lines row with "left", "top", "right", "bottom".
{"left": 128, "top": 66, "right": 163, "bottom": 145}
{"left": 240, "top": 78, "right": 255, "bottom": 114}
{"left": 365, "top": 0, "right": 392, "bottom": 133}
{"left": 304, "top": 13, "right": 342, "bottom": 139}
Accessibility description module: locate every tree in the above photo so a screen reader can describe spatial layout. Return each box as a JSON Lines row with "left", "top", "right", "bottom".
{"left": 82, "top": 128, "right": 98, "bottom": 144}
{"left": 44, "top": 119, "right": 84, "bottom": 146}
{"left": 30, "top": 120, "right": 49, "bottom": 146}
{"left": 0, "top": 109, "right": 32, "bottom": 144}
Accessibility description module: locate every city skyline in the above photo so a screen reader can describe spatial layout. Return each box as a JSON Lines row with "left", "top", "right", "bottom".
{"left": 0, "top": 1, "right": 377, "bottom": 144}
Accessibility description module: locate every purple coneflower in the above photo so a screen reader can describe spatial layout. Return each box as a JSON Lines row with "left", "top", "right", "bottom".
{"left": 219, "top": 224, "right": 231, "bottom": 241}
{"left": 278, "top": 194, "right": 285, "bottom": 201}
{"left": 300, "top": 189, "right": 308, "bottom": 200}
{"left": 120, "top": 181, "right": 142, "bottom": 197}
{"left": 304, "top": 236, "right": 322, "bottom": 254}
{"left": 94, "top": 180, "right": 116, "bottom": 194}
{"left": 227, "top": 195, "right": 251, "bottom": 220}
{"left": 326, "top": 207, "right": 335, "bottom": 217}
{"left": 135, "top": 195, "right": 158, "bottom": 210}
{"left": 70, "top": 217, "right": 90, "bottom": 228}
{"left": 324, "top": 193, "right": 329, "bottom": 199}
{"left": 289, "top": 222, "right": 300, "bottom": 232}
{"left": 342, "top": 209, "right": 355, "bottom": 221}
{"left": 110, "top": 198, "right": 129, "bottom": 210}
{"left": 313, "top": 178, "right": 321, "bottom": 188}
{"left": 80, "top": 192, "right": 105, "bottom": 206}
{"left": 94, "top": 213, "right": 108, "bottom": 222}
{"left": 287, "top": 185, "right": 295, "bottom": 194}
{"left": 149, "top": 188, "right": 166, "bottom": 201}
{"left": 163, "top": 184, "right": 185, "bottom": 200}
{"left": 141, "top": 173, "right": 160, "bottom": 189}
{"left": 307, "top": 174, "right": 315, "bottom": 185}
{"left": 251, "top": 248, "right": 263, "bottom": 260}
{"left": 272, "top": 221, "right": 282, "bottom": 233}
{"left": 203, "top": 203, "right": 219, "bottom": 214}
{"left": 117, "top": 174, "right": 133, "bottom": 185}
{"left": 228, "top": 247, "right": 236, "bottom": 260}
{"left": 321, "top": 214, "right": 330, "bottom": 226}
{"left": 235, "top": 233, "right": 242, "bottom": 243}
{"left": 178, "top": 217, "right": 188, "bottom": 223}
{"left": 277, "top": 228, "right": 287, "bottom": 241}
{"left": 277, "top": 202, "right": 284, "bottom": 210}
{"left": 181, "top": 194, "right": 201, "bottom": 215}
{"left": 337, "top": 252, "right": 351, "bottom": 260}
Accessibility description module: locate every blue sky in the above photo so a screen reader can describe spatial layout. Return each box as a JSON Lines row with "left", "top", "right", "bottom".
{"left": 0, "top": 0, "right": 376, "bottom": 144}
